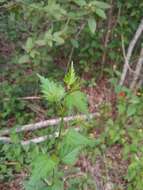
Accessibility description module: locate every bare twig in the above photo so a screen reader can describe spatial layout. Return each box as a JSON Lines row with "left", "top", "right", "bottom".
{"left": 63, "top": 172, "right": 86, "bottom": 181}
{"left": 121, "top": 35, "right": 136, "bottom": 74}
{"left": 130, "top": 48, "right": 143, "bottom": 89}
{"left": 0, "top": 127, "right": 81, "bottom": 145}
{"left": 120, "top": 18, "right": 143, "bottom": 85}
{"left": 0, "top": 137, "right": 11, "bottom": 143}
{"left": 0, "top": 132, "right": 59, "bottom": 145}
{"left": 4, "top": 96, "right": 41, "bottom": 101}
{"left": 0, "top": 112, "right": 99, "bottom": 136}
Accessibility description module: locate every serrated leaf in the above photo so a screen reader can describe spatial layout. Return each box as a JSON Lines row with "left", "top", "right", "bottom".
{"left": 64, "top": 91, "right": 88, "bottom": 113}
{"left": 88, "top": 17, "right": 96, "bottom": 34}
{"left": 31, "top": 155, "right": 56, "bottom": 179}
{"left": 65, "top": 129, "right": 92, "bottom": 146}
{"left": 25, "top": 154, "right": 56, "bottom": 190}
{"left": 95, "top": 8, "right": 106, "bottom": 19}
{"left": 62, "top": 147, "right": 81, "bottom": 164}
{"left": 59, "top": 129, "right": 92, "bottom": 165}
{"left": 38, "top": 74, "right": 65, "bottom": 103}
{"left": 64, "top": 62, "right": 77, "bottom": 87}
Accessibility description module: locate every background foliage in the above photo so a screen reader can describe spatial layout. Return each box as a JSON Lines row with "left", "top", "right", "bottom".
{"left": 0, "top": 0, "right": 143, "bottom": 190}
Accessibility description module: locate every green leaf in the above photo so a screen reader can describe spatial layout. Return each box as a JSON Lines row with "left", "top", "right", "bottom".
{"left": 35, "top": 40, "right": 46, "bottom": 46}
{"left": 38, "top": 74, "right": 65, "bottom": 103}
{"left": 59, "top": 129, "right": 92, "bottom": 165}
{"left": 65, "top": 129, "right": 92, "bottom": 146}
{"left": 93, "top": 1, "right": 110, "bottom": 9}
{"left": 31, "top": 155, "right": 56, "bottom": 179}
{"left": 73, "top": 0, "right": 86, "bottom": 6}
{"left": 64, "top": 62, "right": 77, "bottom": 87}
{"left": 117, "top": 103, "right": 126, "bottom": 114}
{"left": 64, "top": 91, "right": 88, "bottom": 113}
{"left": 29, "top": 50, "right": 39, "bottom": 58}
{"left": 18, "top": 55, "right": 30, "bottom": 64}
{"left": 62, "top": 147, "right": 81, "bottom": 165}
{"left": 45, "top": 1, "right": 66, "bottom": 20}
{"left": 53, "top": 31, "right": 65, "bottom": 45}
{"left": 88, "top": 17, "right": 96, "bottom": 34}
{"left": 127, "top": 105, "right": 137, "bottom": 117}
{"left": 71, "top": 39, "right": 79, "bottom": 48}
{"left": 25, "top": 154, "right": 56, "bottom": 190}
{"left": 44, "top": 30, "right": 53, "bottom": 47}
{"left": 127, "top": 161, "right": 139, "bottom": 181}
{"left": 46, "top": 180, "right": 64, "bottom": 190}
{"left": 95, "top": 8, "right": 106, "bottom": 19}
{"left": 24, "top": 37, "right": 34, "bottom": 52}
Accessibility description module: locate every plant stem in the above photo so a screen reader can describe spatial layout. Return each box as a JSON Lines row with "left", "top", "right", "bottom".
{"left": 58, "top": 117, "right": 64, "bottom": 140}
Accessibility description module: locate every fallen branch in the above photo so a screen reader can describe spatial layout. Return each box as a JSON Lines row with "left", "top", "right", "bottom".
{"left": 120, "top": 18, "right": 143, "bottom": 85}
{"left": 4, "top": 96, "right": 41, "bottom": 101}
{"left": 0, "top": 137, "right": 11, "bottom": 143}
{"left": 0, "top": 132, "right": 59, "bottom": 145}
{"left": 0, "top": 127, "right": 81, "bottom": 145}
{"left": 0, "top": 112, "right": 99, "bottom": 136}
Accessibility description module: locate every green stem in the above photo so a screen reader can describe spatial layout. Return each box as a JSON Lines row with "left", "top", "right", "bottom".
{"left": 58, "top": 116, "right": 64, "bottom": 140}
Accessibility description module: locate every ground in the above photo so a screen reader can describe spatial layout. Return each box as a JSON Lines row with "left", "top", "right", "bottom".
{"left": 0, "top": 79, "right": 129, "bottom": 190}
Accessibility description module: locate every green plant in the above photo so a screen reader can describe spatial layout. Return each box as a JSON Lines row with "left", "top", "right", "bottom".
{"left": 24, "top": 64, "right": 93, "bottom": 190}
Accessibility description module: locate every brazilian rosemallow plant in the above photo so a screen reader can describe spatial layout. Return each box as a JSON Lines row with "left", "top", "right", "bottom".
{"left": 24, "top": 63, "right": 94, "bottom": 190}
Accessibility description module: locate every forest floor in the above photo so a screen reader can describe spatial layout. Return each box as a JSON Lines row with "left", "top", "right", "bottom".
{"left": 0, "top": 78, "right": 129, "bottom": 190}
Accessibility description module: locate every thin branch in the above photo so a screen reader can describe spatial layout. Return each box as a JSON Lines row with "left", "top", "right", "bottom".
{"left": 0, "top": 137, "right": 11, "bottom": 143}
{"left": 0, "top": 128, "right": 81, "bottom": 145}
{"left": 4, "top": 96, "right": 41, "bottom": 101}
{"left": 63, "top": 172, "right": 86, "bottom": 181}
{"left": 0, "top": 132, "right": 59, "bottom": 146}
{"left": 119, "top": 18, "right": 143, "bottom": 85}
{"left": 130, "top": 48, "right": 143, "bottom": 89}
{"left": 121, "top": 35, "right": 136, "bottom": 74}
{"left": 0, "top": 112, "right": 99, "bottom": 136}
